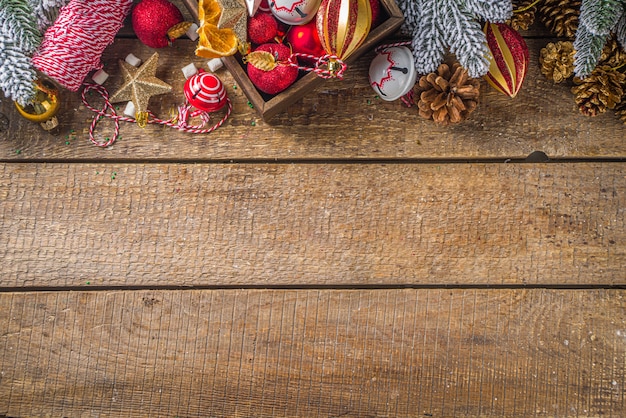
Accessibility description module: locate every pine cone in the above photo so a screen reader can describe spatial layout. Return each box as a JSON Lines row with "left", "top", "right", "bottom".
{"left": 538, "top": 0, "right": 581, "bottom": 38}
{"left": 571, "top": 66, "right": 625, "bottom": 116}
{"left": 413, "top": 63, "right": 480, "bottom": 125}
{"left": 539, "top": 41, "right": 575, "bottom": 83}
{"left": 599, "top": 35, "right": 626, "bottom": 69}
{"left": 507, "top": 0, "right": 537, "bottom": 31}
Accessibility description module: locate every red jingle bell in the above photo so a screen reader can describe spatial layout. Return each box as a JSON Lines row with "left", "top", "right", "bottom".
{"left": 184, "top": 69, "right": 228, "bottom": 112}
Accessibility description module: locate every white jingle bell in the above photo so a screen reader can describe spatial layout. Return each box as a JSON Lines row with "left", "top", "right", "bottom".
{"left": 269, "top": 0, "right": 321, "bottom": 25}
{"left": 369, "top": 46, "right": 417, "bottom": 102}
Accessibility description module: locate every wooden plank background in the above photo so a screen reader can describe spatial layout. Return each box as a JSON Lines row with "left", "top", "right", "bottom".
{"left": 0, "top": 1, "right": 625, "bottom": 416}
{"left": 1, "top": 289, "right": 624, "bottom": 417}
{"left": 1, "top": 162, "right": 624, "bottom": 287}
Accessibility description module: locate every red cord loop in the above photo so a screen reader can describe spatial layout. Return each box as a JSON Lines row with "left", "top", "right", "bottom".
{"left": 286, "top": 53, "right": 348, "bottom": 79}
{"left": 81, "top": 83, "right": 232, "bottom": 147}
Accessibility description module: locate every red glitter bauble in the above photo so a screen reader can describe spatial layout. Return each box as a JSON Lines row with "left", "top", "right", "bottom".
{"left": 248, "top": 12, "right": 280, "bottom": 45}
{"left": 370, "top": 0, "right": 382, "bottom": 27}
{"left": 247, "top": 43, "right": 298, "bottom": 95}
{"left": 132, "top": 0, "right": 184, "bottom": 48}
{"left": 258, "top": 0, "right": 271, "bottom": 13}
{"left": 285, "top": 21, "right": 325, "bottom": 58}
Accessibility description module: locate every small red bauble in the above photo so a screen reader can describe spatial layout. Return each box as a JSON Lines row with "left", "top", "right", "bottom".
{"left": 248, "top": 12, "right": 280, "bottom": 45}
{"left": 184, "top": 70, "right": 228, "bottom": 112}
{"left": 258, "top": 0, "right": 271, "bottom": 12}
{"left": 285, "top": 21, "right": 325, "bottom": 58}
{"left": 247, "top": 43, "right": 298, "bottom": 95}
{"left": 132, "top": 0, "right": 183, "bottom": 48}
{"left": 370, "top": 0, "right": 382, "bottom": 28}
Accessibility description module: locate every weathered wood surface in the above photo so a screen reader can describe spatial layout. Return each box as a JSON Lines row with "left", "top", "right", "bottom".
{"left": 1, "top": 3, "right": 625, "bottom": 415}
{"left": 1, "top": 162, "right": 624, "bottom": 287}
{"left": 1, "top": 38, "right": 625, "bottom": 161}
{"left": 1, "top": 289, "right": 624, "bottom": 417}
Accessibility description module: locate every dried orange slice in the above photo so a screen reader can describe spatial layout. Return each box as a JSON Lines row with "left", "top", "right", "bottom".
{"left": 198, "top": 0, "right": 221, "bottom": 26}
{"left": 195, "top": 0, "right": 239, "bottom": 58}
{"left": 195, "top": 23, "right": 238, "bottom": 58}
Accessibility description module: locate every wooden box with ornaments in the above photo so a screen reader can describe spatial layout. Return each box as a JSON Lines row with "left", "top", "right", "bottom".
{"left": 181, "top": 0, "right": 405, "bottom": 121}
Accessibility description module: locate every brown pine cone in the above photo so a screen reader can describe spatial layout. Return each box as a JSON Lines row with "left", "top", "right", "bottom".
{"left": 571, "top": 66, "right": 625, "bottom": 116}
{"left": 413, "top": 62, "right": 480, "bottom": 125}
{"left": 539, "top": 41, "right": 575, "bottom": 83}
{"left": 507, "top": 0, "right": 537, "bottom": 31}
{"left": 538, "top": 0, "right": 581, "bottom": 38}
{"left": 599, "top": 35, "right": 626, "bottom": 69}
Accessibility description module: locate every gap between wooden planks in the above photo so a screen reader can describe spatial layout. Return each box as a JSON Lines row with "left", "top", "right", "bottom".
{"left": 1, "top": 38, "right": 626, "bottom": 161}
{"left": 0, "top": 288, "right": 623, "bottom": 417}
{"left": 1, "top": 162, "right": 624, "bottom": 287}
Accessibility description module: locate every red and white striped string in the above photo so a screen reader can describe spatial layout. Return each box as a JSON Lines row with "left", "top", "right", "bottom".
{"left": 32, "top": 0, "right": 133, "bottom": 91}
{"left": 286, "top": 53, "right": 348, "bottom": 79}
{"left": 81, "top": 83, "right": 232, "bottom": 147}
{"left": 374, "top": 41, "right": 412, "bottom": 54}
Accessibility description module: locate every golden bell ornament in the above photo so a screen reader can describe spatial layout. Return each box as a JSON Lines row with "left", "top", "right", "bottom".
{"left": 14, "top": 78, "right": 61, "bottom": 131}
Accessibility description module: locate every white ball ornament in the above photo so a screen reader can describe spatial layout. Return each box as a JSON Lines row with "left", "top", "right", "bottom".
{"left": 269, "top": 0, "right": 322, "bottom": 25}
{"left": 369, "top": 46, "right": 417, "bottom": 102}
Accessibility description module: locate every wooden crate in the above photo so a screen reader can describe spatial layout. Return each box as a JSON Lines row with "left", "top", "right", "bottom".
{"left": 182, "top": 0, "right": 405, "bottom": 120}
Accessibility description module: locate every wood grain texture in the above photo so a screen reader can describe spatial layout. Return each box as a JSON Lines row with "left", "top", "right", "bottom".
{"left": 1, "top": 162, "right": 624, "bottom": 287}
{"left": 1, "top": 38, "right": 625, "bottom": 161}
{"left": 0, "top": 289, "right": 624, "bottom": 417}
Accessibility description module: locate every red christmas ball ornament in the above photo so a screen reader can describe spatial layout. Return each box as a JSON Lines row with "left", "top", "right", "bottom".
{"left": 258, "top": 0, "right": 271, "bottom": 12}
{"left": 370, "top": 0, "right": 382, "bottom": 27}
{"left": 132, "top": 0, "right": 184, "bottom": 48}
{"left": 248, "top": 12, "right": 280, "bottom": 45}
{"left": 285, "top": 21, "right": 325, "bottom": 59}
{"left": 184, "top": 70, "right": 228, "bottom": 112}
{"left": 246, "top": 43, "right": 299, "bottom": 95}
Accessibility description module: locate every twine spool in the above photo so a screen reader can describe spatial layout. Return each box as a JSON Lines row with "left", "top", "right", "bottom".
{"left": 31, "top": 0, "right": 133, "bottom": 91}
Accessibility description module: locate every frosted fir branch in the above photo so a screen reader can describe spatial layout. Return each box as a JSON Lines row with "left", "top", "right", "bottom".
{"left": 0, "top": 41, "right": 36, "bottom": 105}
{"left": 613, "top": 7, "right": 626, "bottom": 50}
{"left": 442, "top": 0, "right": 491, "bottom": 77}
{"left": 398, "top": 0, "right": 420, "bottom": 33}
{"left": 579, "top": 0, "right": 623, "bottom": 36}
{"left": 28, "top": 0, "right": 70, "bottom": 32}
{"left": 574, "top": 24, "right": 609, "bottom": 77}
{"left": 410, "top": 0, "right": 448, "bottom": 75}
{"left": 398, "top": 0, "right": 511, "bottom": 77}
{"left": 0, "top": 0, "right": 41, "bottom": 53}
{"left": 463, "top": 0, "right": 513, "bottom": 23}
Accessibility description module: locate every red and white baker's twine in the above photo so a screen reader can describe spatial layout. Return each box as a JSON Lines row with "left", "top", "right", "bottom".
{"left": 374, "top": 41, "right": 412, "bottom": 54}
{"left": 32, "top": 0, "right": 133, "bottom": 91}
{"left": 81, "top": 83, "right": 232, "bottom": 147}
{"left": 287, "top": 53, "right": 348, "bottom": 79}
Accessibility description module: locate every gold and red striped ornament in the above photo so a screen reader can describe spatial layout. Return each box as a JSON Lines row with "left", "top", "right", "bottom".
{"left": 483, "top": 22, "right": 529, "bottom": 98}
{"left": 316, "top": 0, "right": 372, "bottom": 68}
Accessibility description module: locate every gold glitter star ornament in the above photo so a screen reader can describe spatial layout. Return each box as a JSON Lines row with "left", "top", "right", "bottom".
{"left": 216, "top": 0, "right": 247, "bottom": 43}
{"left": 110, "top": 52, "right": 172, "bottom": 126}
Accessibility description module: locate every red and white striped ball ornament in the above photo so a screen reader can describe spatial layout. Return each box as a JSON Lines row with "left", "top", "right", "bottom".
{"left": 184, "top": 70, "right": 228, "bottom": 113}
{"left": 32, "top": 0, "right": 134, "bottom": 91}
